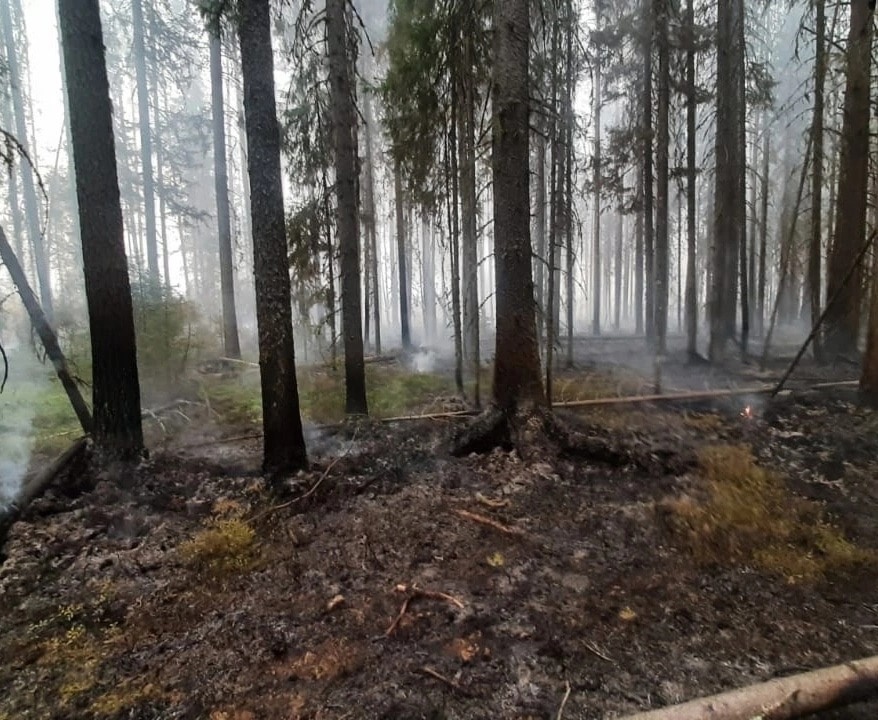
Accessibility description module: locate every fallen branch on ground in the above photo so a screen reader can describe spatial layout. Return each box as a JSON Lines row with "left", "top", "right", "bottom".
{"left": 553, "top": 386, "right": 775, "bottom": 409}
{"left": 620, "top": 654, "right": 878, "bottom": 720}
{"left": 0, "top": 438, "right": 89, "bottom": 552}
{"left": 385, "top": 583, "right": 464, "bottom": 637}
{"left": 419, "top": 666, "right": 469, "bottom": 694}
{"left": 454, "top": 508, "right": 526, "bottom": 537}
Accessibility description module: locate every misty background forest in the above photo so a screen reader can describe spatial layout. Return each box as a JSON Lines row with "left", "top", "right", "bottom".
{"left": 2, "top": 0, "right": 878, "bottom": 718}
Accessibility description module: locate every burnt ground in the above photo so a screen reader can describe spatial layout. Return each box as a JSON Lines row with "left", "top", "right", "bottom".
{"left": 2, "top": 336, "right": 878, "bottom": 719}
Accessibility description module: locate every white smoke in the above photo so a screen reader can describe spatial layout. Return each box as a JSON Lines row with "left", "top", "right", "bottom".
{"left": 0, "top": 343, "right": 43, "bottom": 508}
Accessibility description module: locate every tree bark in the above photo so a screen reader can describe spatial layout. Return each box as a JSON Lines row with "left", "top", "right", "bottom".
{"left": 620, "top": 654, "right": 878, "bottom": 720}
{"left": 825, "top": 0, "right": 873, "bottom": 358}
{"left": 459, "top": 21, "right": 480, "bottom": 407}
{"left": 756, "top": 122, "right": 770, "bottom": 338}
{"left": 642, "top": 0, "right": 655, "bottom": 343}
{"left": 327, "top": 0, "right": 368, "bottom": 413}
{"left": 209, "top": 29, "right": 242, "bottom": 359}
{"left": 362, "top": 85, "right": 381, "bottom": 354}
{"left": 491, "top": 0, "right": 545, "bottom": 411}
{"left": 654, "top": 0, "right": 669, "bottom": 353}
{"left": 592, "top": 7, "right": 602, "bottom": 337}
{"left": 685, "top": 0, "right": 697, "bottom": 356}
{"left": 0, "top": 0, "right": 53, "bottom": 322}
{"left": 238, "top": 0, "right": 308, "bottom": 471}
{"left": 808, "top": 0, "right": 826, "bottom": 361}
{"left": 393, "top": 159, "right": 412, "bottom": 351}
{"left": 709, "top": 0, "right": 745, "bottom": 361}
{"left": 59, "top": 0, "right": 143, "bottom": 459}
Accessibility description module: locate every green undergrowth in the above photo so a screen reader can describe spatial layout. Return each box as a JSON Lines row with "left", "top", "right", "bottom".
{"left": 663, "top": 444, "right": 876, "bottom": 582}
{"left": 201, "top": 362, "right": 455, "bottom": 426}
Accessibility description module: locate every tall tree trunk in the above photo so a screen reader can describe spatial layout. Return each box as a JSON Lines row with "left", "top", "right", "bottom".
{"left": 614, "top": 213, "right": 623, "bottom": 330}
{"left": 491, "top": 0, "right": 544, "bottom": 411}
{"left": 209, "top": 30, "right": 242, "bottom": 359}
{"left": 131, "top": 0, "right": 159, "bottom": 284}
{"left": 807, "top": 39, "right": 826, "bottom": 347}
{"left": 362, "top": 86, "right": 381, "bottom": 354}
{"left": 327, "top": 0, "right": 367, "bottom": 413}
{"left": 592, "top": 10, "right": 602, "bottom": 337}
{"left": 736, "top": 6, "right": 749, "bottom": 358}
{"left": 654, "top": 0, "right": 669, "bottom": 353}
{"left": 709, "top": 0, "right": 745, "bottom": 361}
{"left": 534, "top": 131, "right": 547, "bottom": 350}
{"left": 635, "top": 165, "right": 645, "bottom": 334}
{"left": 393, "top": 160, "right": 412, "bottom": 351}
{"left": 564, "top": 7, "right": 575, "bottom": 368}
{"left": 756, "top": 124, "right": 770, "bottom": 338}
{"left": 446, "top": 95, "right": 465, "bottom": 395}
{"left": 59, "top": 0, "right": 143, "bottom": 459}
{"left": 546, "top": 14, "right": 560, "bottom": 394}
{"left": 421, "top": 216, "right": 436, "bottom": 343}
{"left": 825, "top": 0, "right": 873, "bottom": 358}
{"left": 1, "top": 0, "right": 53, "bottom": 322}
{"left": 239, "top": 0, "right": 308, "bottom": 471}
{"left": 862, "top": 248, "right": 878, "bottom": 402}
{"left": 643, "top": 0, "right": 655, "bottom": 343}
{"left": 459, "top": 24, "right": 480, "bottom": 406}
{"left": 685, "top": 0, "right": 698, "bottom": 356}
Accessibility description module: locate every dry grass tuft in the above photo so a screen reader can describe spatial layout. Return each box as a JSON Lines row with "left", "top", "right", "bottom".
{"left": 179, "top": 518, "right": 258, "bottom": 577}
{"left": 662, "top": 444, "right": 875, "bottom": 582}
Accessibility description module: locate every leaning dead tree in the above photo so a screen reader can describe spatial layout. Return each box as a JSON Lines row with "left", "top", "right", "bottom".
{"left": 621, "top": 654, "right": 878, "bottom": 720}
{"left": 0, "top": 224, "right": 93, "bottom": 432}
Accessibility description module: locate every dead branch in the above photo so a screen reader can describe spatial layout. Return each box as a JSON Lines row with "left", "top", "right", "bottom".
{"left": 0, "top": 226, "right": 92, "bottom": 433}
{"left": 475, "top": 492, "right": 510, "bottom": 509}
{"left": 385, "top": 583, "right": 465, "bottom": 637}
{"left": 378, "top": 409, "right": 476, "bottom": 423}
{"left": 0, "top": 437, "right": 89, "bottom": 552}
{"left": 419, "top": 665, "right": 471, "bottom": 695}
{"left": 554, "top": 386, "right": 775, "bottom": 409}
{"left": 218, "top": 356, "right": 260, "bottom": 368}
{"left": 0, "top": 335, "right": 7, "bottom": 393}
{"left": 453, "top": 508, "right": 526, "bottom": 537}
{"left": 556, "top": 680, "right": 572, "bottom": 720}
{"left": 620, "top": 654, "right": 878, "bottom": 720}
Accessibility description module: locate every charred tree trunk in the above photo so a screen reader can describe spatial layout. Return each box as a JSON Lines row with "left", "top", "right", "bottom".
{"left": 825, "top": 0, "right": 873, "bottom": 358}
{"left": 654, "top": 0, "right": 669, "bottom": 353}
{"left": 327, "top": 0, "right": 368, "bottom": 413}
{"left": 59, "top": 0, "right": 143, "bottom": 459}
{"left": 709, "top": 0, "right": 745, "bottom": 361}
{"left": 685, "top": 0, "right": 697, "bottom": 356}
{"left": 591, "top": 11, "right": 603, "bottom": 337}
{"left": 635, "top": 165, "right": 645, "bottom": 334}
{"left": 239, "top": 0, "right": 309, "bottom": 469}
{"left": 808, "top": 0, "right": 826, "bottom": 361}
{"left": 491, "top": 0, "right": 544, "bottom": 411}
{"left": 642, "top": 0, "right": 655, "bottom": 343}
{"left": 459, "top": 25, "right": 480, "bottom": 406}
{"left": 756, "top": 124, "right": 770, "bottom": 338}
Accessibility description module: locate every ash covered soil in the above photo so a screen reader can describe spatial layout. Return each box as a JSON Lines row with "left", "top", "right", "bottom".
{"left": 2, "top": 347, "right": 878, "bottom": 719}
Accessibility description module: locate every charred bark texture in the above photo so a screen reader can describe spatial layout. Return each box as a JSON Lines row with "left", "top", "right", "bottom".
{"left": 238, "top": 0, "right": 308, "bottom": 472}
{"left": 59, "top": 0, "right": 143, "bottom": 459}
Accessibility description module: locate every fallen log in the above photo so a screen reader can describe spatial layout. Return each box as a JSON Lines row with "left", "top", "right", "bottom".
{"left": 0, "top": 437, "right": 89, "bottom": 552}
{"left": 620, "top": 655, "right": 878, "bottom": 720}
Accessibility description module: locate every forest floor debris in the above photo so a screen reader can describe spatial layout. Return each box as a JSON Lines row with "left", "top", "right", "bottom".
{"left": 2, "top": 342, "right": 878, "bottom": 719}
